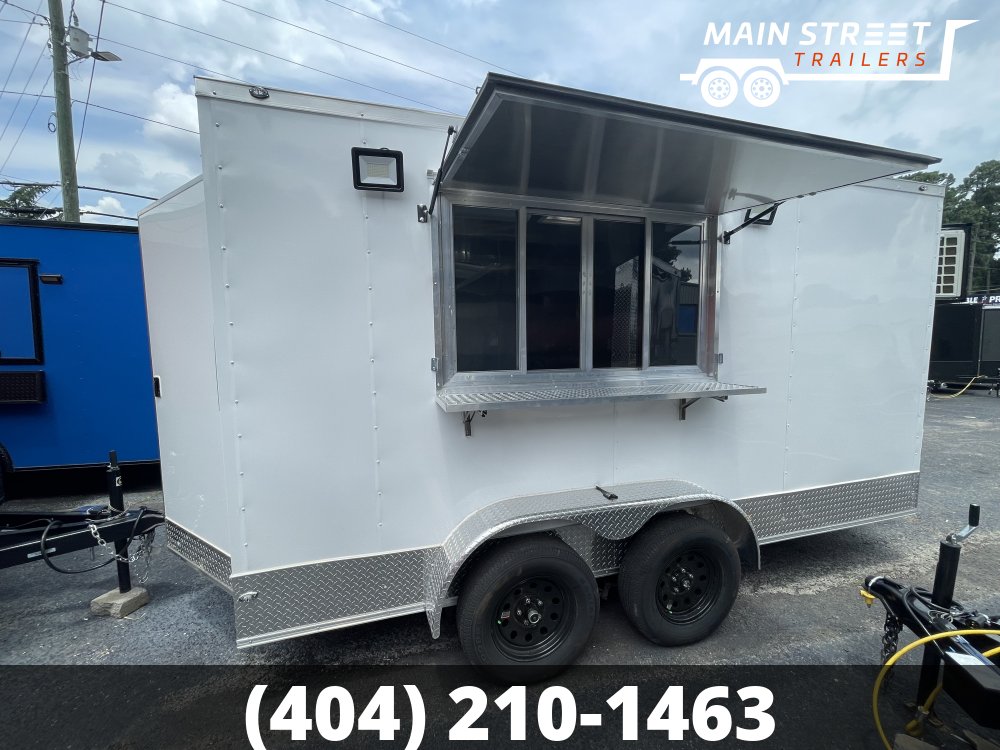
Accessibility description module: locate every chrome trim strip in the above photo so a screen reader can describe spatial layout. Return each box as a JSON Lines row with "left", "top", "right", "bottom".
{"left": 236, "top": 604, "right": 426, "bottom": 648}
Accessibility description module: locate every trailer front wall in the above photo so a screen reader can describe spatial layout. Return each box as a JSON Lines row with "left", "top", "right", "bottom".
{"left": 139, "top": 180, "right": 233, "bottom": 579}
{"left": 783, "top": 181, "right": 938, "bottom": 488}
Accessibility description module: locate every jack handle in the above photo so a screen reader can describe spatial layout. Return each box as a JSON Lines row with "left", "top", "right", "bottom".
{"left": 947, "top": 503, "right": 980, "bottom": 545}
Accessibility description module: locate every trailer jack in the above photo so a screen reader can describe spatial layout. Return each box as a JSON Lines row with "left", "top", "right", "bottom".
{"left": 862, "top": 504, "right": 1000, "bottom": 749}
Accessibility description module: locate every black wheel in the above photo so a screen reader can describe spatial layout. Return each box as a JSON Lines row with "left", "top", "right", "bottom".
{"left": 619, "top": 514, "right": 740, "bottom": 646}
{"left": 457, "top": 536, "right": 599, "bottom": 682}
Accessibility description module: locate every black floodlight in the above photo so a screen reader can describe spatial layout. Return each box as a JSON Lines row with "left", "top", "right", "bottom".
{"left": 352, "top": 147, "right": 404, "bottom": 192}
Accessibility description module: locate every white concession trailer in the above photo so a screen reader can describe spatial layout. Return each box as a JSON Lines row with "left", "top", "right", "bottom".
{"left": 139, "top": 75, "right": 944, "bottom": 678}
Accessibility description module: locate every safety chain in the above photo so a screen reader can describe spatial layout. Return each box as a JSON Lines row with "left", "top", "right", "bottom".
{"left": 881, "top": 611, "right": 901, "bottom": 663}
{"left": 87, "top": 522, "right": 157, "bottom": 583}
{"left": 880, "top": 612, "right": 902, "bottom": 688}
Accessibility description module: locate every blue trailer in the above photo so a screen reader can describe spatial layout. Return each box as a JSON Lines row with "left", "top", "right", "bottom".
{"left": 0, "top": 220, "right": 158, "bottom": 501}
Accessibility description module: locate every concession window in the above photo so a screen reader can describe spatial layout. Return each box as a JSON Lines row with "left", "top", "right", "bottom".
{"left": 433, "top": 74, "right": 937, "bottom": 415}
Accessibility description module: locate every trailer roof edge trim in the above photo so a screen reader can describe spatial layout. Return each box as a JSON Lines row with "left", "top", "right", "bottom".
{"left": 0, "top": 218, "right": 138, "bottom": 234}
{"left": 138, "top": 175, "right": 204, "bottom": 218}
{"left": 193, "top": 77, "right": 460, "bottom": 131}
{"left": 441, "top": 74, "right": 939, "bottom": 216}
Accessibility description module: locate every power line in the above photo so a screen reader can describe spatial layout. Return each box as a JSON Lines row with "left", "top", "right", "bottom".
{"left": 0, "top": 0, "right": 47, "bottom": 23}
{"left": 74, "top": 0, "right": 106, "bottom": 163}
{"left": 81, "top": 209, "right": 136, "bottom": 220}
{"left": 321, "top": 0, "right": 519, "bottom": 76}
{"left": 0, "top": 68, "right": 51, "bottom": 175}
{"left": 0, "top": 40, "right": 47, "bottom": 149}
{"left": 100, "top": 36, "right": 250, "bottom": 84}
{"left": 79, "top": 183, "right": 154, "bottom": 200}
{"left": 0, "top": 88, "right": 199, "bottom": 133}
{"left": 2, "top": 180, "right": 157, "bottom": 200}
{"left": 104, "top": 2, "right": 460, "bottom": 114}
{"left": 76, "top": 98, "right": 198, "bottom": 133}
{"left": 220, "top": 0, "right": 475, "bottom": 91}
{"left": 0, "top": 0, "right": 43, "bottom": 107}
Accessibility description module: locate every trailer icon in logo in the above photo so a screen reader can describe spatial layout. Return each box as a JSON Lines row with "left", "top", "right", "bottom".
{"left": 681, "top": 19, "right": 976, "bottom": 108}
{"left": 683, "top": 60, "right": 787, "bottom": 108}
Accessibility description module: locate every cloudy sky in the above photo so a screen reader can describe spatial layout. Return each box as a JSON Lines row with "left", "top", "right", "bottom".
{"left": 0, "top": 0, "right": 996, "bottom": 222}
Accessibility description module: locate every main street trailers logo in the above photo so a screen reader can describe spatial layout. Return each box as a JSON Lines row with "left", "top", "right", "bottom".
{"left": 680, "top": 19, "right": 976, "bottom": 108}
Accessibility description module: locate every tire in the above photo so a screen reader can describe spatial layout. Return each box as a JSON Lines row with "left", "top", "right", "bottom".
{"left": 457, "top": 536, "right": 599, "bottom": 682}
{"left": 699, "top": 69, "right": 739, "bottom": 108}
{"left": 742, "top": 70, "right": 781, "bottom": 107}
{"left": 619, "top": 514, "right": 740, "bottom": 646}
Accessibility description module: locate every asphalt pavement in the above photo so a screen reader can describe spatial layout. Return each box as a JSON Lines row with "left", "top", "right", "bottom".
{"left": 1, "top": 392, "right": 998, "bottom": 668}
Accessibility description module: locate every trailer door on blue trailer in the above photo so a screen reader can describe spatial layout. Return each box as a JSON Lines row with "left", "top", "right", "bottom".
{"left": 0, "top": 220, "right": 158, "bottom": 483}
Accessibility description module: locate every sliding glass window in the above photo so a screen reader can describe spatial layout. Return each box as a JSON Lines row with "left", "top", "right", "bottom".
{"left": 453, "top": 205, "right": 518, "bottom": 372}
{"left": 593, "top": 218, "right": 644, "bottom": 369}
{"left": 649, "top": 222, "right": 702, "bottom": 367}
{"left": 449, "top": 203, "right": 705, "bottom": 375}
{"left": 526, "top": 215, "right": 582, "bottom": 370}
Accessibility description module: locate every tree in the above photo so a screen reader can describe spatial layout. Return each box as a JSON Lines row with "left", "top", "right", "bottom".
{"left": 0, "top": 184, "right": 60, "bottom": 219}
{"left": 901, "top": 162, "right": 1000, "bottom": 292}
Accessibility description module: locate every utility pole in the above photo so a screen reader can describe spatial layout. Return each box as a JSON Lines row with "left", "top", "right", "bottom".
{"left": 47, "top": 0, "right": 79, "bottom": 221}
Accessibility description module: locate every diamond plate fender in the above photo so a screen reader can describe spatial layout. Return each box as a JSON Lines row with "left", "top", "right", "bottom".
{"left": 423, "top": 479, "right": 758, "bottom": 637}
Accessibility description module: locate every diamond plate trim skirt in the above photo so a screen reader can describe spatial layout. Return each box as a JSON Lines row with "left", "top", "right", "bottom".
{"left": 166, "top": 521, "right": 233, "bottom": 592}
{"left": 225, "top": 472, "right": 917, "bottom": 647}
{"left": 737, "top": 472, "right": 920, "bottom": 543}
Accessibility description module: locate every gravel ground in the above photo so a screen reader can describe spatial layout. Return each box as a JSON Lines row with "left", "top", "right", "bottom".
{"left": 0, "top": 392, "right": 998, "bottom": 668}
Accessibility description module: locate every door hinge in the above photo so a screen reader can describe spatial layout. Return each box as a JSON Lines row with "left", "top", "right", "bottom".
{"left": 716, "top": 353, "right": 724, "bottom": 365}
{"left": 430, "top": 357, "right": 438, "bottom": 372}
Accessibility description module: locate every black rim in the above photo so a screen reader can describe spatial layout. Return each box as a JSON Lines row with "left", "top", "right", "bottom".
{"left": 491, "top": 576, "right": 572, "bottom": 661}
{"left": 655, "top": 548, "right": 722, "bottom": 624}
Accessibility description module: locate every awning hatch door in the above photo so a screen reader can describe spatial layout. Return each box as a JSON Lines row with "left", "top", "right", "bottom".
{"left": 441, "top": 74, "right": 938, "bottom": 216}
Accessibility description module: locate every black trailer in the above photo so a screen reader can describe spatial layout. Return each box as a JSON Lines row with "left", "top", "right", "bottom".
{"left": 928, "top": 224, "right": 1000, "bottom": 393}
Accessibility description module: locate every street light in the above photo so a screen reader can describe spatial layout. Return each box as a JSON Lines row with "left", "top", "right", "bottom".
{"left": 67, "top": 24, "right": 121, "bottom": 62}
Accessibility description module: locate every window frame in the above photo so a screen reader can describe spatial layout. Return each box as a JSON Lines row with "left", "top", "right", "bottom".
{"left": 0, "top": 258, "right": 44, "bottom": 365}
{"left": 433, "top": 190, "right": 719, "bottom": 388}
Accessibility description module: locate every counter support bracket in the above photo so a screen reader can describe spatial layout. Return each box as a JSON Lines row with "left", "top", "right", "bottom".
{"left": 679, "top": 395, "right": 728, "bottom": 421}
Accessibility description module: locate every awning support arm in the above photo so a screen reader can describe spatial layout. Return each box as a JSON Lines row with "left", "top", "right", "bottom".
{"left": 417, "top": 125, "right": 457, "bottom": 224}
{"left": 721, "top": 202, "right": 782, "bottom": 245}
